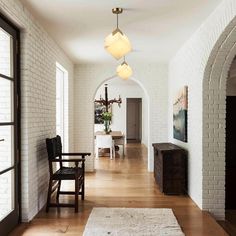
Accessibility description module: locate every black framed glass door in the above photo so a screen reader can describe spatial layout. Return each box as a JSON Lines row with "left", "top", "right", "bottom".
{"left": 0, "top": 15, "right": 20, "bottom": 235}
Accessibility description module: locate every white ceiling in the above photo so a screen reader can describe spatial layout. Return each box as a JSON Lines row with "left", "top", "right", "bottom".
{"left": 20, "top": 0, "right": 222, "bottom": 64}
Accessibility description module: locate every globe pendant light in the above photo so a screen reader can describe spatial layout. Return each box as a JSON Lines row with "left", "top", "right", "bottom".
{"left": 117, "top": 58, "right": 133, "bottom": 80}
{"left": 104, "top": 8, "right": 132, "bottom": 60}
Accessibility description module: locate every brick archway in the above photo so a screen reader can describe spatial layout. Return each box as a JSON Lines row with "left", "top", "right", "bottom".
{"left": 202, "top": 17, "right": 236, "bottom": 219}
{"left": 92, "top": 76, "right": 151, "bottom": 170}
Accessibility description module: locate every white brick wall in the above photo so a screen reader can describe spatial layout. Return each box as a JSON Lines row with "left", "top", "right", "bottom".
{"left": 74, "top": 63, "right": 168, "bottom": 172}
{"left": 169, "top": 0, "right": 236, "bottom": 219}
{"left": 0, "top": 0, "right": 74, "bottom": 222}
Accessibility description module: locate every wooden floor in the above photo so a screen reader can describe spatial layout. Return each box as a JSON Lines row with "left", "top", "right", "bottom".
{"left": 219, "top": 210, "right": 236, "bottom": 235}
{"left": 10, "top": 144, "right": 228, "bottom": 236}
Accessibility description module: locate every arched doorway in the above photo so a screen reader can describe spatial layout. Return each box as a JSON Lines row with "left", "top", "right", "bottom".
{"left": 202, "top": 16, "right": 236, "bottom": 220}
{"left": 225, "top": 58, "right": 236, "bottom": 232}
{"left": 93, "top": 77, "right": 149, "bottom": 165}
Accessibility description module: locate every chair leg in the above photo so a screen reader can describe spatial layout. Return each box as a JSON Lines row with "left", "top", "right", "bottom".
{"left": 56, "top": 180, "right": 61, "bottom": 203}
{"left": 123, "top": 144, "right": 125, "bottom": 157}
{"left": 46, "top": 178, "right": 52, "bottom": 212}
{"left": 110, "top": 147, "right": 113, "bottom": 159}
{"left": 95, "top": 147, "right": 99, "bottom": 159}
{"left": 113, "top": 145, "right": 115, "bottom": 159}
{"left": 75, "top": 178, "right": 79, "bottom": 212}
{"left": 81, "top": 179, "right": 85, "bottom": 200}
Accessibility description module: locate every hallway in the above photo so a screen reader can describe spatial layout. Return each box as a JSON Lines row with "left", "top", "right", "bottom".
{"left": 9, "top": 144, "right": 227, "bottom": 236}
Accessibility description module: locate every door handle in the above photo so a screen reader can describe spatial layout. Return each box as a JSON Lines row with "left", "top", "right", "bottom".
{"left": 0, "top": 139, "right": 5, "bottom": 142}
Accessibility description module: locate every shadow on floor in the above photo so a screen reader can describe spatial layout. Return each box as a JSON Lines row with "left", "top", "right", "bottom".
{"left": 218, "top": 210, "right": 236, "bottom": 236}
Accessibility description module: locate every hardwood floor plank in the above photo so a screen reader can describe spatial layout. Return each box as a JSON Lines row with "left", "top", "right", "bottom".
{"left": 10, "top": 143, "right": 227, "bottom": 236}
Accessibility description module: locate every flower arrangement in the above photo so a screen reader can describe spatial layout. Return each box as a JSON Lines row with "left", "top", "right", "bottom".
{"left": 102, "top": 112, "right": 112, "bottom": 133}
{"left": 102, "top": 112, "right": 112, "bottom": 121}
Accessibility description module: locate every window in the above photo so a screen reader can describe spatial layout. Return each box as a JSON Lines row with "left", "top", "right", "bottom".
{"left": 56, "top": 62, "right": 68, "bottom": 152}
{"left": 0, "top": 15, "right": 20, "bottom": 235}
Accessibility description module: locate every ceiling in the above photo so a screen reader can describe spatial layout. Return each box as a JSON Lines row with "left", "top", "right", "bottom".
{"left": 20, "top": 0, "right": 222, "bottom": 64}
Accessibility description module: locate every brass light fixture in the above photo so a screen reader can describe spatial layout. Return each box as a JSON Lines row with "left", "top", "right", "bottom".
{"left": 117, "top": 57, "right": 133, "bottom": 80}
{"left": 104, "top": 8, "right": 132, "bottom": 60}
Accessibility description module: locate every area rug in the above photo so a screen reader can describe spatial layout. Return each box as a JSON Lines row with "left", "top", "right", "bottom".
{"left": 83, "top": 208, "right": 185, "bottom": 236}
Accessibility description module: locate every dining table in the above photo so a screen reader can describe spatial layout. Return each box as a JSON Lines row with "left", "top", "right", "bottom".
{"left": 95, "top": 131, "right": 123, "bottom": 139}
{"left": 95, "top": 131, "right": 125, "bottom": 156}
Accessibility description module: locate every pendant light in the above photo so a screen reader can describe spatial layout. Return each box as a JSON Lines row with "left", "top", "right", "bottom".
{"left": 117, "top": 57, "right": 133, "bottom": 80}
{"left": 104, "top": 8, "right": 132, "bottom": 60}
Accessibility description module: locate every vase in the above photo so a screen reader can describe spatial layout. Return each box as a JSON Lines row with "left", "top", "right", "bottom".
{"left": 104, "top": 120, "right": 110, "bottom": 134}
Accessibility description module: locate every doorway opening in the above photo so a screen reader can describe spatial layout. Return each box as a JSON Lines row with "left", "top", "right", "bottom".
{"left": 126, "top": 98, "right": 142, "bottom": 143}
{"left": 224, "top": 57, "right": 236, "bottom": 234}
{"left": 0, "top": 14, "right": 20, "bottom": 235}
{"left": 93, "top": 77, "right": 148, "bottom": 161}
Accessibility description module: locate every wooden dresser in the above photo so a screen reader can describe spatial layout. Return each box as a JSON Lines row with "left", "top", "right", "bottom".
{"left": 152, "top": 143, "right": 187, "bottom": 195}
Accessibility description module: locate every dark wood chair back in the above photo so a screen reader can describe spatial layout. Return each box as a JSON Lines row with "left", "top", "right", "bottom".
{"left": 46, "top": 135, "right": 63, "bottom": 171}
{"left": 46, "top": 135, "right": 63, "bottom": 158}
{"left": 45, "top": 135, "right": 91, "bottom": 212}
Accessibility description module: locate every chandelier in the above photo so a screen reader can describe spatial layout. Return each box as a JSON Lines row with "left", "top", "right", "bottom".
{"left": 117, "top": 57, "right": 133, "bottom": 80}
{"left": 94, "top": 84, "right": 122, "bottom": 111}
{"left": 104, "top": 8, "right": 132, "bottom": 60}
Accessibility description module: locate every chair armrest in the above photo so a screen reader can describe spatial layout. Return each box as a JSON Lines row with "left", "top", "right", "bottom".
{"left": 61, "top": 152, "right": 91, "bottom": 157}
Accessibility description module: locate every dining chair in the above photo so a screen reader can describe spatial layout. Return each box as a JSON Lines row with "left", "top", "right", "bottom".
{"left": 95, "top": 134, "right": 115, "bottom": 159}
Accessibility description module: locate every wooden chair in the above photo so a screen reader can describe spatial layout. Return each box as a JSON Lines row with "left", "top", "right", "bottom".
{"left": 45, "top": 135, "right": 91, "bottom": 212}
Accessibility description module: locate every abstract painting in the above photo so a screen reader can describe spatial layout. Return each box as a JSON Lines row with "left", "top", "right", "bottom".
{"left": 173, "top": 86, "right": 188, "bottom": 142}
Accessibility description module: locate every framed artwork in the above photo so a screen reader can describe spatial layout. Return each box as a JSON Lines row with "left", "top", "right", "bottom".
{"left": 94, "top": 104, "right": 112, "bottom": 124}
{"left": 173, "top": 86, "right": 188, "bottom": 142}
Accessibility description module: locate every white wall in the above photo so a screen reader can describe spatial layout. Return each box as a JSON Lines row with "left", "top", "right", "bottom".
{"left": 168, "top": 58, "right": 203, "bottom": 209}
{"left": 94, "top": 80, "right": 148, "bottom": 146}
{"left": 168, "top": 0, "right": 236, "bottom": 219}
{"left": 0, "top": 0, "right": 74, "bottom": 221}
{"left": 74, "top": 62, "right": 168, "bottom": 172}
{"left": 142, "top": 93, "right": 148, "bottom": 146}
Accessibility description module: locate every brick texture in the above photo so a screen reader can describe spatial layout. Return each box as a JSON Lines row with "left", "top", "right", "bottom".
{"left": 0, "top": 0, "right": 74, "bottom": 222}
{"left": 74, "top": 63, "right": 169, "bottom": 172}
{"left": 169, "top": 0, "right": 236, "bottom": 219}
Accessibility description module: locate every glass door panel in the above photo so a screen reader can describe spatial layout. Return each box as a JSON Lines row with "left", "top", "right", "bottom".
{"left": 0, "top": 78, "right": 13, "bottom": 122}
{"left": 0, "top": 28, "right": 13, "bottom": 77}
{"left": 0, "top": 126, "right": 14, "bottom": 172}
{"left": 0, "top": 170, "right": 14, "bottom": 221}
{"left": 0, "top": 15, "right": 19, "bottom": 236}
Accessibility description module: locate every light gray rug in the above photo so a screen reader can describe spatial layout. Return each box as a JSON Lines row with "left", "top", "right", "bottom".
{"left": 83, "top": 208, "right": 185, "bottom": 236}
